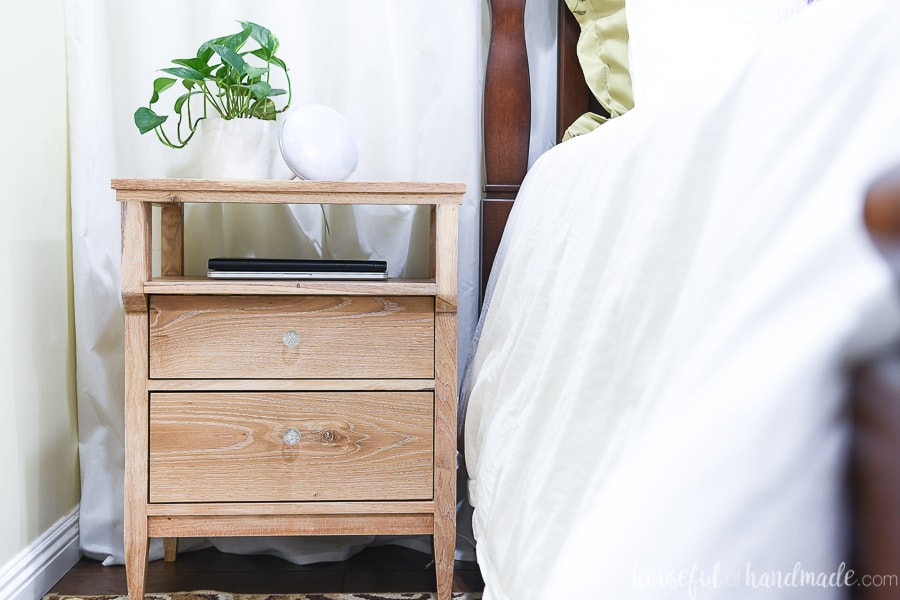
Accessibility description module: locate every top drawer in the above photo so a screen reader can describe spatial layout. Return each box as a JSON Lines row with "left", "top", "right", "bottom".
{"left": 149, "top": 295, "right": 434, "bottom": 379}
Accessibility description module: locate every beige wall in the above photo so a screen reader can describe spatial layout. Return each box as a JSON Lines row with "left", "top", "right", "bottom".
{"left": 0, "top": 0, "right": 79, "bottom": 566}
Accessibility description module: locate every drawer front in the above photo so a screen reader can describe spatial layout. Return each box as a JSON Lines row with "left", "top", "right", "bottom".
{"left": 149, "top": 391, "right": 434, "bottom": 503}
{"left": 149, "top": 295, "right": 434, "bottom": 379}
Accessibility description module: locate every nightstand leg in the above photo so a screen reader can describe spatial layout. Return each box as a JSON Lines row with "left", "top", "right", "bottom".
{"left": 123, "top": 303, "right": 150, "bottom": 599}
{"left": 434, "top": 311, "right": 458, "bottom": 600}
{"left": 434, "top": 304, "right": 457, "bottom": 600}
{"left": 434, "top": 524, "right": 455, "bottom": 600}
{"left": 124, "top": 519, "right": 148, "bottom": 600}
{"left": 163, "top": 537, "right": 178, "bottom": 562}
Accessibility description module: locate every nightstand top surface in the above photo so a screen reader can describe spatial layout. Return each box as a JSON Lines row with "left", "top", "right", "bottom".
{"left": 111, "top": 178, "right": 465, "bottom": 205}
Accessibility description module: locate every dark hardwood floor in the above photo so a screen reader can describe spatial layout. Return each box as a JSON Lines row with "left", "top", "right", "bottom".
{"left": 50, "top": 544, "right": 484, "bottom": 596}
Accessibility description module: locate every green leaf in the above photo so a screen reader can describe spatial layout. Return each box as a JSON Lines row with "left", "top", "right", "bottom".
{"left": 171, "top": 57, "right": 212, "bottom": 75}
{"left": 200, "top": 28, "right": 251, "bottom": 56}
{"left": 149, "top": 77, "right": 176, "bottom": 103}
{"left": 268, "top": 88, "right": 287, "bottom": 97}
{"left": 249, "top": 81, "right": 272, "bottom": 99}
{"left": 240, "top": 21, "right": 278, "bottom": 55}
{"left": 249, "top": 98, "right": 276, "bottom": 120}
{"left": 244, "top": 66, "right": 268, "bottom": 80}
{"left": 161, "top": 66, "right": 206, "bottom": 82}
{"left": 250, "top": 49, "right": 287, "bottom": 71}
{"left": 134, "top": 107, "right": 167, "bottom": 134}
{"left": 210, "top": 44, "right": 248, "bottom": 76}
{"left": 223, "top": 28, "right": 252, "bottom": 50}
{"left": 196, "top": 45, "right": 215, "bottom": 64}
{"left": 173, "top": 91, "right": 194, "bottom": 114}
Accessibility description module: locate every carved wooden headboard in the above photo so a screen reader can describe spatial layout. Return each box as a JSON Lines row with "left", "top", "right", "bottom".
{"left": 480, "top": 2, "right": 900, "bottom": 598}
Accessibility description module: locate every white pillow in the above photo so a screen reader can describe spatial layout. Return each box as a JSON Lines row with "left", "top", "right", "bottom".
{"left": 626, "top": 0, "right": 810, "bottom": 107}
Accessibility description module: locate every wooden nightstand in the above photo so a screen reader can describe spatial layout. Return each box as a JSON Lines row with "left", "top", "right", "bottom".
{"left": 112, "top": 179, "right": 462, "bottom": 600}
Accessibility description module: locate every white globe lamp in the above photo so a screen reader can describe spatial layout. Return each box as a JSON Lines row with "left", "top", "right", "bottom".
{"left": 279, "top": 105, "right": 360, "bottom": 181}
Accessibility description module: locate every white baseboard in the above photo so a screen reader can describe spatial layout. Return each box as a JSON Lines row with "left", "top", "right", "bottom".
{"left": 0, "top": 506, "right": 81, "bottom": 600}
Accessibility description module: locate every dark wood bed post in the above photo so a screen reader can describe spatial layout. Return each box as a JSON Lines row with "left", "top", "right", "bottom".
{"left": 855, "top": 168, "right": 900, "bottom": 600}
{"left": 481, "top": 0, "right": 591, "bottom": 301}
{"left": 482, "top": 0, "right": 531, "bottom": 299}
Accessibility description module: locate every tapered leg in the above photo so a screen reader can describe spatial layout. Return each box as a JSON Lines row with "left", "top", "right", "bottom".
{"left": 124, "top": 515, "right": 148, "bottom": 599}
{"left": 434, "top": 311, "right": 458, "bottom": 600}
{"left": 122, "top": 296, "right": 150, "bottom": 599}
{"left": 434, "top": 522, "right": 456, "bottom": 600}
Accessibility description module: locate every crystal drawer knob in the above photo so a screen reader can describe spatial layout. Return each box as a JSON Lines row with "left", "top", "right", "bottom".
{"left": 282, "top": 427, "right": 301, "bottom": 446}
{"left": 282, "top": 330, "right": 301, "bottom": 348}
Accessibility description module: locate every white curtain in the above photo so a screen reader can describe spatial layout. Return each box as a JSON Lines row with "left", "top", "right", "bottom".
{"left": 65, "top": 0, "right": 485, "bottom": 565}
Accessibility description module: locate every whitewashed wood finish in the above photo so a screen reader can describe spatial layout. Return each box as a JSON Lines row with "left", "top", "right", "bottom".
{"left": 116, "top": 178, "right": 461, "bottom": 600}
{"left": 149, "top": 391, "right": 434, "bottom": 503}
{"left": 144, "top": 277, "right": 437, "bottom": 297}
{"left": 435, "top": 203, "right": 459, "bottom": 313}
{"left": 148, "top": 514, "right": 434, "bottom": 538}
{"left": 146, "top": 501, "right": 435, "bottom": 516}
{"left": 123, "top": 311, "right": 149, "bottom": 599}
{"left": 432, "top": 200, "right": 459, "bottom": 600}
{"left": 149, "top": 295, "right": 435, "bottom": 379}
{"left": 111, "top": 178, "right": 465, "bottom": 205}
{"left": 159, "top": 205, "right": 184, "bottom": 277}
{"left": 162, "top": 538, "right": 177, "bottom": 563}
{"left": 434, "top": 312, "right": 458, "bottom": 600}
{"left": 146, "top": 378, "right": 434, "bottom": 392}
{"left": 120, "top": 201, "right": 152, "bottom": 313}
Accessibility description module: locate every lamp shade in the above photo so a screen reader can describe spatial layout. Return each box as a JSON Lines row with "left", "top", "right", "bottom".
{"left": 279, "top": 105, "right": 360, "bottom": 181}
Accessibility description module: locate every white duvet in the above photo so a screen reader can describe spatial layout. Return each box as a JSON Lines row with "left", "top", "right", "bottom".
{"left": 463, "top": 1, "right": 900, "bottom": 598}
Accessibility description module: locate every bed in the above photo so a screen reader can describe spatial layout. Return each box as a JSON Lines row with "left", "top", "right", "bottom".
{"left": 464, "top": 0, "right": 900, "bottom": 598}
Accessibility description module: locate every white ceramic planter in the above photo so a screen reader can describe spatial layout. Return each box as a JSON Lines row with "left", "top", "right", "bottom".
{"left": 198, "top": 117, "right": 280, "bottom": 180}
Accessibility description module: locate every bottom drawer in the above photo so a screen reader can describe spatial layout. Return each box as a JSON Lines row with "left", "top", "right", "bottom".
{"left": 149, "top": 391, "right": 433, "bottom": 503}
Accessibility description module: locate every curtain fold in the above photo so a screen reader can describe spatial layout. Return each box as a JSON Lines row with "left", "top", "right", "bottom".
{"left": 66, "top": 0, "right": 483, "bottom": 565}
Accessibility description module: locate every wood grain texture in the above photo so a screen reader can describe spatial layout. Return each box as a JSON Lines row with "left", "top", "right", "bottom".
{"left": 149, "top": 295, "right": 435, "bottom": 380}
{"left": 111, "top": 179, "right": 465, "bottom": 205}
{"left": 146, "top": 378, "right": 434, "bottom": 392}
{"left": 484, "top": 0, "right": 531, "bottom": 188}
{"left": 144, "top": 277, "right": 437, "bottom": 297}
{"left": 117, "top": 176, "right": 459, "bottom": 598}
{"left": 435, "top": 203, "right": 459, "bottom": 314}
{"left": 433, "top": 313, "right": 458, "bottom": 600}
{"left": 149, "top": 391, "right": 434, "bottom": 503}
{"left": 147, "top": 513, "right": 435, "bottom": 538}
{"left": 163, "top": 537, "right": 177, "bottom": 562}
{"left": 146, "top": 501, "right": 435, "bottom": 516}
{"left": 120, "top": 201, "right": 152, "bottom": 313}
{"left": 429, "top": 205, "right": 437, "bottom": 280}
{"left": 123, "top": 311, "right": 150, "bottom": 599}
{"left": 160, "top": 205, "right": 184, "bottom": 277}
{"left": 482, "top": 0, "right": 530, "bottom": 306}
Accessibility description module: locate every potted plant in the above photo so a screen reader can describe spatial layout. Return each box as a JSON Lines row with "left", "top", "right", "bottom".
{"left": 134, "top": 20, "right": 292, "bottom": 150}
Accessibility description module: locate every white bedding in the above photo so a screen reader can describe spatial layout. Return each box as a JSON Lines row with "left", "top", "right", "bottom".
{"left": 463, "top": 1, "right": 900, "bottom": 598}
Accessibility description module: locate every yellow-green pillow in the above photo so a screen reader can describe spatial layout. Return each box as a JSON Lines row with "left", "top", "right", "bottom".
{"left": 563, "top": 0, "right": 633, "bottom": 138}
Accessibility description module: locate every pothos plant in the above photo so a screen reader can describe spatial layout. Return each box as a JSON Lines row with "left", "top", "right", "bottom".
{"left": 134, "top": 21, "right": 292, "bottom": 149}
